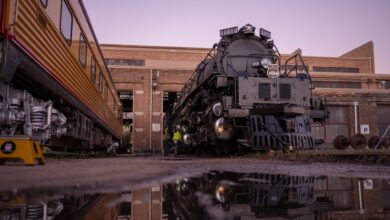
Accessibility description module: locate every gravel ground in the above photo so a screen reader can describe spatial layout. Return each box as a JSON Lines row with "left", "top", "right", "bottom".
{"left": 0, "top": 156, "right": 389, "bottom": 196}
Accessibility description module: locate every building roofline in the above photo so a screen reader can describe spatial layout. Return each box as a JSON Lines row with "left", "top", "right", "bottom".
{"left": 102, "top": 44, "right": 374, "bottom": 62}
{"left": 101, "top": 43, "right": 211, "bottom": 51}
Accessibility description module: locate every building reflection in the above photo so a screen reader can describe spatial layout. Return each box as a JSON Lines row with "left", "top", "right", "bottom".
{"left": 0, "top": 173, "right": 390, "bottom": 219}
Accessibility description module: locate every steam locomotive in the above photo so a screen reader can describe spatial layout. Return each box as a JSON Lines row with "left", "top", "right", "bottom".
{"left": 165, "top": 24, "right": 327, "bottom": 154}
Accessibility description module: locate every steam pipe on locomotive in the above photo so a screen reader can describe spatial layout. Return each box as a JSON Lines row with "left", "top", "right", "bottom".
{"left": 164, "top": 24, "right": 328, "bottom": 154}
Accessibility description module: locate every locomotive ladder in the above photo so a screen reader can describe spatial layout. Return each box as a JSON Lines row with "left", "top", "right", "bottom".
{"left": 375, "top": 124, "right": 390, "bottom": 149}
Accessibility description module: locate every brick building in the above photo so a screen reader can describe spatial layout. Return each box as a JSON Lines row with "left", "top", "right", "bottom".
{"left": 101, "top": 41, "right": 390, "bottom": 154}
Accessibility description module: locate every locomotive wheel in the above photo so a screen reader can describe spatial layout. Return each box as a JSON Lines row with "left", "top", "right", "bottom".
{"left": 214, "top": 145, "right": 223, "bottom": 156}
{"left": 222, "top": 142, "right": 237, "bottom": 155}
{"left": 223, "top": 144, "right": 232, "bottom": 155}
{"left": 368, "top": 135, "right": 380, "bottom": 149}
{"left": 195, "top": 147, "right": 202, "bottom": 155}
{"left": 382, "top": 138, "right": 390, "bottom": 149}
{"left": 333, "top": 135, "right": 350, "bottom": 150}
{"left": 350, "top": 134, "right": 367, "bottom": 150}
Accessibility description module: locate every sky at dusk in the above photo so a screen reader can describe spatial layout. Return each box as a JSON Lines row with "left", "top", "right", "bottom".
{"left": 83, "top": 0, "right": 390, "bottom": 73}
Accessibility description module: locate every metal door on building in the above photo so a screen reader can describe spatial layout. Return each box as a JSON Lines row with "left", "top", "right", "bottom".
{"left": 383, "top": 179, "right": 390, "bottom": 210}
{"left": 312, "top": 106, "right": 351, "bottom": 144}
{"left": 377, "top": 105, "right": 390, "bottom": 136}
{"left": 315, "top": 177, "right": 353, "bottom": 210}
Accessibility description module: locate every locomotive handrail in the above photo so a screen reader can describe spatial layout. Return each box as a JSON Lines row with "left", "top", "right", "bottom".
{"left": 273, "top": 44, "right": 282, "bottom": 67}
{"left": 284, "top": 53, "right": 313, "bottom": 97}
{"left": 284, "top": 54, "right": 311, "bottom": 79}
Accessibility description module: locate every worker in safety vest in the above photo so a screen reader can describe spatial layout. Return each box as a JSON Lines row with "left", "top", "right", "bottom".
{"left": 163, "top": 128, "right": 172, "bottom": 156}
{"left": 172, "top": 126, "right": 182, "bottom": 156}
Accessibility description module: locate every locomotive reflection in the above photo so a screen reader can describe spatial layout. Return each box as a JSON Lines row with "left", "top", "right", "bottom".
{"left": 164, "top": 172, "right": 329, "bottom": 219}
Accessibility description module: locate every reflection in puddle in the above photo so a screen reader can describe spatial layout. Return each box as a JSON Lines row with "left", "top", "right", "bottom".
{"left": 1, "top": 171, "right": 390, "bottom": 219}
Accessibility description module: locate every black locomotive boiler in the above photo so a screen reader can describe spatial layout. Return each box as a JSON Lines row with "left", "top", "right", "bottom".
{"left": 165, "top": 24, "right": 327, "bottom": 154}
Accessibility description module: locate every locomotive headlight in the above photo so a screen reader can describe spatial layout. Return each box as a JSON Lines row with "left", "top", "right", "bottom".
{"left": 181, "top": 124, "right": 189, "bottom": 133}
{"left": 260, "top": 58, "right": 272, "bottom": 69}
{"left": 214, "top": 118, "right": 235, "bottom": 140}
{"left": 183, "top": 133, "right": 192, "bottom": 145}
{"left": 212, "top": 102, "right": 223, "bottom": 117}
{"left": 215, "top": 181, "right": 235, "bottom": 203}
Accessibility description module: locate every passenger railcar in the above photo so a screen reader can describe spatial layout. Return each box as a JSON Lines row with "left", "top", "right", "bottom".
{"left": 165, "top": 24, "right": 328, "bottom": 154}
{"left": 0, "top": 0, "right": 122, "bottom": 150}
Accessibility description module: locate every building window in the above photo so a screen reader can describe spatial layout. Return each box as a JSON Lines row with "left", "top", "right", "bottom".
{"left": 91, "top": 57, "right": 96, "bottom": 82}
{"left": 79, "top": 34, "right": 87, "bottom": 68}
{"left": 60, "top": 0, "right": 73, "bottom": 45}
{"left": 163, "top": 92, "right": 179, "bottom": 112}
{"left": 119, "top": 91, "right": 133, "bottom": 122}
{"left": 313, "top": 81, "right": 361, "bottom": 89}
{"left": 105, "top": 58, "right": 145, "bottom": 66}
{"left": 379, "top": 81, "right": 390, "bottom": 89}
{"left": 313, "top": 66, "right": 359, "bottom": 73}
{"left": 40, "top": 0, "right": 48, "bottom": 8}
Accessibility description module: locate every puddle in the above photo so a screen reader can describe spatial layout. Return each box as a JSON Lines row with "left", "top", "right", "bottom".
{"left": 1, "top": 171, "right": 389, "bottom": 219}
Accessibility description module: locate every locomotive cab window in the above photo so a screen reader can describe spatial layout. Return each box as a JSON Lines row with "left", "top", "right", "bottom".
{"left": 60, "top": 0, "right": 73, "bottom": 45}
{"left": 40, "top": 0, "right": 48, "bottom": 8}
{"left": 79, "top": 34, "right": 87, "bottom": 68}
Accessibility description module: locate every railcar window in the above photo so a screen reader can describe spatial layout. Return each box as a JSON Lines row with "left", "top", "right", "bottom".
{"left": 102, "top": 82, "right": 106, "bottom": 98}
{"left": 104, "top": 82, "right": 108, "bottom": 101}
{"left": 91, "top": 57, "right": 96, "bottom": 82}
{"left": 40, "top": 0, "right": 48, "bottom": 8}
{"left": 79, "top": 34, "right": 87, "bottom": 68}
{"left": 99, "top": 73, "right": 103, "bottom": 92}
{"left": 60, "top": 0, "right": 73, "bottom": 45}
{"left": 113, "top": 101, "right": 117, "bottom": 117}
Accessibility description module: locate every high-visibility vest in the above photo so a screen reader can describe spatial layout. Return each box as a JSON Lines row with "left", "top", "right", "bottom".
{"left": 163, "top": 132, "right": 171, "bottom": 141}
{"left": 172, "top": 131, "right": 182, "bottom": 142}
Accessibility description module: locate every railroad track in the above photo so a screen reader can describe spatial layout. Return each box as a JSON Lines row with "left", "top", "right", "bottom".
{"left": 261, "top": 149, "right": 390, "bottom": 164}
